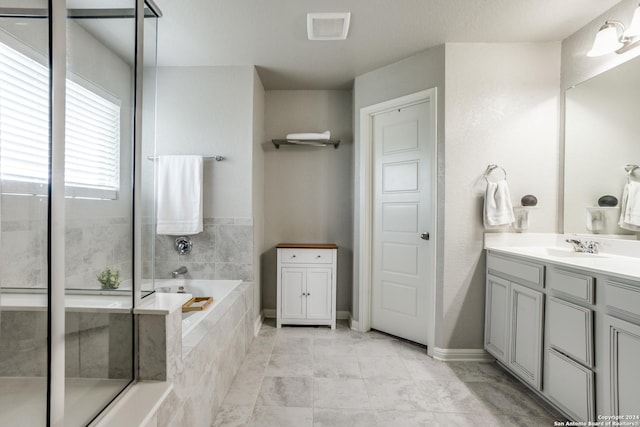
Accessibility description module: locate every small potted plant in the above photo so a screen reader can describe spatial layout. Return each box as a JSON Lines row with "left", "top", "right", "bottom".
{"left": 97, "top": 267, "right": 121, "bottom": 290}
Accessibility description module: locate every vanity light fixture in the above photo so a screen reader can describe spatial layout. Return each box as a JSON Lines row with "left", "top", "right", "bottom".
{"left": 587, "top": 3, "right": 640, "bottom": 57}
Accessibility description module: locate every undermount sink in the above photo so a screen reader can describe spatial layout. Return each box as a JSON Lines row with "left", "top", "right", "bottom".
{"left": 525, "top": 247, "right": 609, "bottom": 259}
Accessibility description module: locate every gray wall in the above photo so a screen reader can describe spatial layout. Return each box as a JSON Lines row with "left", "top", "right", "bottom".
{"left": 352, "top": 45, "right": 446, "bottom": 329}
{"left": 149, "top": 66, "right": 260, "bottom": 282}
{"left": 442, "top": 43, "right": 561, "bottom": 348}
{"left": 252, "top": 69, "right": 266, "bottom": 321}
{"left": 353, "top": 43, "right": 562, "bottom": 350}
{"left": 262, "top": 90, "right": 353, "bottom": 313}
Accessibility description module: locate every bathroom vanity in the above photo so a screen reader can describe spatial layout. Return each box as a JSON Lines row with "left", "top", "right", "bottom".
{"left": 484, "top": 234, "right": 640, "bottom": 422}
{"left": 276, "top": 243, "right": 338, "bottom": 329}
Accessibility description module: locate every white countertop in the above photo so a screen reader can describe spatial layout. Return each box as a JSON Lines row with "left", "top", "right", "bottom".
{"left": 484, "top": 233, "right": 640, "bottom": 282}
{"left": 0, "top": 293, "right": 133, "bottom": 313}
{"left": 133, "top": 292, "right": 193, "bottom": 315}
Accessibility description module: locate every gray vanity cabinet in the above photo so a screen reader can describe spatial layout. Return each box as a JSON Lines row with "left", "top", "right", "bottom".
{"left": 546, "top": 267, "right": 596, "bottom": 421}
{"left": 486, "top": 250, "right": 640, "bottom": 422}
{"left": 485, "top": 254, "right": 544, "bottom": 390}
{"left": 604, "top": 280, "right": 640, "bottom": 417}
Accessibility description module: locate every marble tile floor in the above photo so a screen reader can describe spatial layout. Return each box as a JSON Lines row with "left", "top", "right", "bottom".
{"left": 213, "top": 319, "right": 562, "bottom": 427}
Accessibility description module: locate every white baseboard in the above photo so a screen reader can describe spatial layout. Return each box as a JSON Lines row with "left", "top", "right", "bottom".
{"left": 262, "top": 309, "right": 350, "bottom": 321}
{"left": 430, "top": 347, "right": 495, "bottom": 362}
{"left": 253, "top": 311, "right": 264, "bottom": 336}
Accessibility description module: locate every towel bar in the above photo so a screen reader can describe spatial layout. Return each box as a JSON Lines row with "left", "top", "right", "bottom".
{"left": 146, "top": 155, "right": 224, "bottom": 161}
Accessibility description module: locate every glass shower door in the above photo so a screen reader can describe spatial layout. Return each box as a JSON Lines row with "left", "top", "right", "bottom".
{"left": 64, "top": 2, "right": 136, "bottom": 425}
{"left": 0, "top": 2, "right": 50, "bottom": 426}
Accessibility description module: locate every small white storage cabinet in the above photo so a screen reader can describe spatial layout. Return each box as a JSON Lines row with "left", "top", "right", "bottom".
{"left": 277, "top": 243, "right": 337, "bottom": 329}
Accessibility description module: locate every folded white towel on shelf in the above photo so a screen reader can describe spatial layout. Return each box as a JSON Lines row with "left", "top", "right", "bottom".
{"left": 618, "top": 180, "right": 640, "bottom": 231}
{"left": 484, "top": 179, "right": 515, "bottom": 228}
{"left": 285, "top": 130, "right": 330, "bottom": 140}
{"left": 156, "top": 155, "right": 204, "bottom": 236}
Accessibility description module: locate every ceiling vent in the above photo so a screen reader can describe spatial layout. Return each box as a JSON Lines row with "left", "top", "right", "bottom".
{"left": 307, "top": 12, "right": 351, "bottom": 41}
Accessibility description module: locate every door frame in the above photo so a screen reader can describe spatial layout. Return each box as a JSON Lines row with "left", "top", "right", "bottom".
{"left": 357, "top": 88, "right": 437, "bottom": 348}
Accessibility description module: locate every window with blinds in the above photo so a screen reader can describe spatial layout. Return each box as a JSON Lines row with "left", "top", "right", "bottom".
{"left": 0, "top": 40, "right": 121, "bottom": 199}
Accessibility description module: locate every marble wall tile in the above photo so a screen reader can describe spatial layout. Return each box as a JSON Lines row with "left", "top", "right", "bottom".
{"left": 147, "top": 218, "right": 253, "bottom": 281}
{"left": 154, "top": 282, "right": 255, "bottom": 427}
{"left": 216, "top": 225, "right": 253, "bottom": 264}
{"left": 0, "top": 311, "right": 47, "bottom": 376}
{"left": 138, "top": 315, "right": 167, "bottom": 381}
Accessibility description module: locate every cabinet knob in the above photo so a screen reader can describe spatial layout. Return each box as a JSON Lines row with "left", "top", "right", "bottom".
{"left": 316, "top": 255, "right": 321, "bottom": 258}
{"left": 292, "top": 254, "right": 296, "bottom": 258}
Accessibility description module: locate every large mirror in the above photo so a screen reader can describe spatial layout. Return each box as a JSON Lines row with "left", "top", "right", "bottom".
{"left": 564, "top": 55, "right": 640, "bottom": 237}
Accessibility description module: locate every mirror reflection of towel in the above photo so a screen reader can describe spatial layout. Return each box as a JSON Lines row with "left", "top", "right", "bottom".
{"left": 618, "top": 181, "right": 640, "bottom": 231}
{"left": 484, "top": 179, "right": 515, "bottom": 228}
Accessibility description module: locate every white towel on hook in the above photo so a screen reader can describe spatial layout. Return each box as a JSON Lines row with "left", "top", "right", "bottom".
{"left": 285, "top": 130, "right": 330, "bottom": 140}
{"left": 618, "top": 180, "right": 640, "bottom": 231}
{"left": 156, "top": 155, "right": 204, "bottom": 235}
{"left": 484, "top": 179, "right": 515, "bottom": 228}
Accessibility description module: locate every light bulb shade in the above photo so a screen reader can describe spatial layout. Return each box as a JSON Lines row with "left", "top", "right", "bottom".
{"left": 587, "top": 23, "right": 624, "bottom": 56}
{"left": 624, "top": 6, "right": 640, "bottom": 38}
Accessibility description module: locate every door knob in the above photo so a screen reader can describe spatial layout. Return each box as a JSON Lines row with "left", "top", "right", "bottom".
{"left": 420, "top": 232, "right": 430, "bottom": 241}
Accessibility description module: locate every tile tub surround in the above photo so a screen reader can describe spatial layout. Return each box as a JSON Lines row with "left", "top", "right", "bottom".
{"left": 213, "top": 319, "right": 562, "bottom": 427}
{"left": 143, "top": 218, "right": 254, "bottom": 282}
{"left": 138, "top": 282, "right": 255, "bottom": 427}
{"left": 0, "top": 216, "right": 132, "bottom": 289}
{"left": 0, "top": 310, "right": 132, "bottom": 379}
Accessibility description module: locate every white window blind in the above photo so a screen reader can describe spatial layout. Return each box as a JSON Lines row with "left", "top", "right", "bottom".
{"left": 0, "top": 40, "right": 121, "bottom": 199}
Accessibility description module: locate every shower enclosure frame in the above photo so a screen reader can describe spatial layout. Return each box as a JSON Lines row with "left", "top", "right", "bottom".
{"left": 0, "top": 0, "right": 161, "bottom": 425}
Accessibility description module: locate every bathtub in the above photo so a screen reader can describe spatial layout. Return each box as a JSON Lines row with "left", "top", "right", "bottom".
{"left": 155, "top": 279, "right": 242, "bottom": 336}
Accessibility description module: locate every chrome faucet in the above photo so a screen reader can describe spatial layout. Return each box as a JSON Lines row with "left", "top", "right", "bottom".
{"left": 565, "top": 238, "right": 599, "bottom": 254}
{"left": 171, "top": 266, "right": 188, "bottom": 278}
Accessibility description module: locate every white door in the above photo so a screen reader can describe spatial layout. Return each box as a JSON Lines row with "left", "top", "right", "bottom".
{"left": 281, "top": 268, "right": 306, "bottom": 319}
{"left": 306, "top": 268, "right": 332, "bottom": 320}
{"left": 371, "top": 100, "right": 434, "bottom": 345}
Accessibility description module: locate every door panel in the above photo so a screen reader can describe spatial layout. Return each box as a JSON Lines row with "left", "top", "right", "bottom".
{"left": 508, "top": 282, "right": 543, "bottom": 390}
{"left": 281, "top": 268, "right": 306, "bottom": 319}
{"left": 306, "top": 268, "right": 332, "bottom": 320}
{"left": 485, "top": 275, "right": 509, "bottom": 362}
{"left": 372, "top": 100, "right": 433, "bottom": 345}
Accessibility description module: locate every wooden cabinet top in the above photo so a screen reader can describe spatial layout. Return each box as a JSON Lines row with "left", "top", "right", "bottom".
{"left": 276, "top": 243, "right": 338, "bottom": 249}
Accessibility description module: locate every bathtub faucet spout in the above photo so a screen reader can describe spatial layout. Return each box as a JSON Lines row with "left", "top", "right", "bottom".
{"left": 172, "top": 266, "right": 188, "bottom": 278}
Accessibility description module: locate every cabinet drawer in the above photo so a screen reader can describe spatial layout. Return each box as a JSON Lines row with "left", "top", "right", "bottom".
{"left": 547, "top": 349, "right": 595, "bottom": 421}
{"left": 548, "top": 298, "right": 593, "bottom": 368}
{"left": 280, "top": 248, "right": 333, "bottom": 264}
{"left": 605, "top": 280, "right": 640, "bottom": 320}
{"left": 548, "top": 268, "right": 594, "bottom": 304}
{"left": 487, "top": 253, "right": 544, "bottom": 288}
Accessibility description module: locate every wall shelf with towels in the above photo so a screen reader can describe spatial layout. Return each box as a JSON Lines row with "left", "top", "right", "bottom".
{"left": 272, "top": 139, "right": 340, "bottom": 149}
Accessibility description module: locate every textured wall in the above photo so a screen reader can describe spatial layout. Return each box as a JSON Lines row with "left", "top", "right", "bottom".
{"left": 442, "top": 43, "right": 561, "bottom": 348}
{"left": 352, "top": 45, "right": 446, "bottom": 326}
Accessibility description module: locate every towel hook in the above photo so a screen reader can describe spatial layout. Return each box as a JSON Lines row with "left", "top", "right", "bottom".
{"left": 484, "top": 164, "right": 507, "bottom": 182}
{"left": 625, "top": 164, "right": 640, "bottom": 182}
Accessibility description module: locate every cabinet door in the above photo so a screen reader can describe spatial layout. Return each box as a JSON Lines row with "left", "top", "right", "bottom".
{"left": 281, "top": 268, "right": 306, "bottom": 319}
{"left": 606, "top": 316, "right": 640, "bottom": 416}
{"left": 485, "top": 275, "right": 510, "bottom": 362}
{"left": 508, "top": 282, "right": 543, "bottom": 390}
{"left": 306, "top": 268, "right": 332, "bottom": 320}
